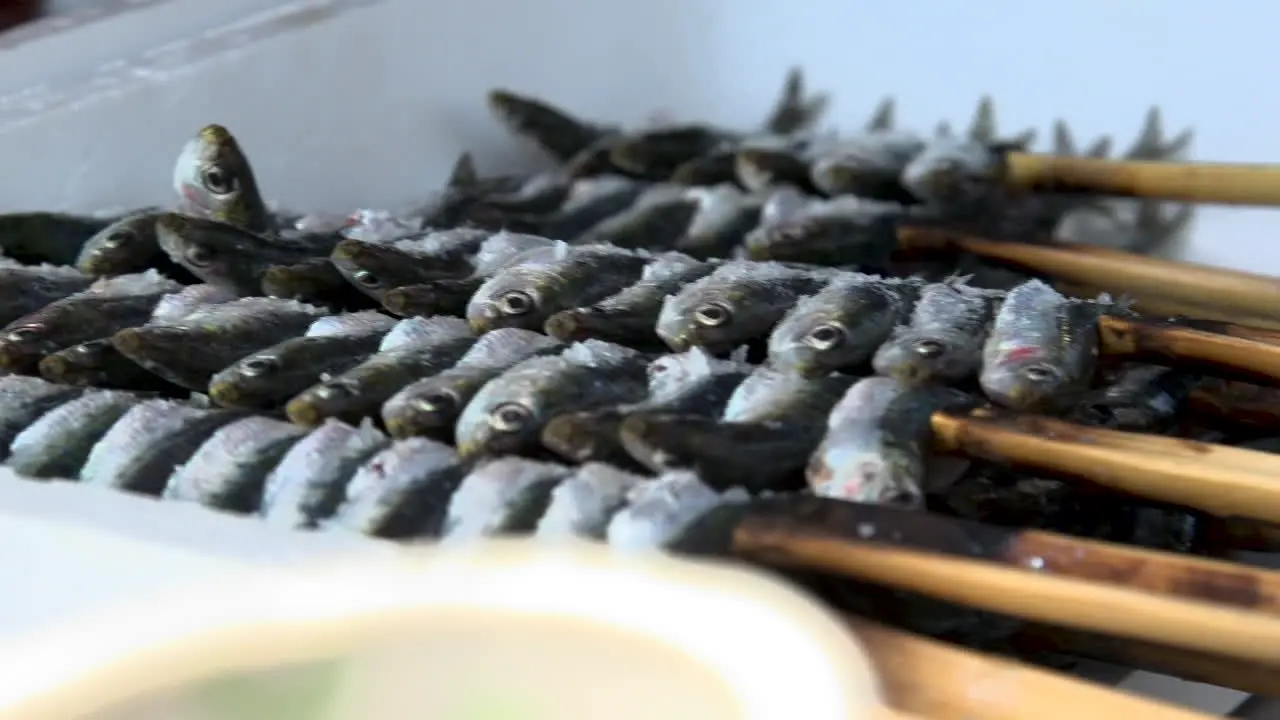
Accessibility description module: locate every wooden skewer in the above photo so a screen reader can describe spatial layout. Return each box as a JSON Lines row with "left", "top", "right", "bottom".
{"left": 851, "top": 618, "right": 1218, "bottom": 720}
{"left": 1058, "top": 281, "right": 1280, "bottom": 334}
{"left": 732, "top": 511, "right": 1280, "bottom": 665}
{"left": 930, "top": 408, "right": 1280, "bottom": 523}
{"left": 1098, "top": 314, "right": 1280, "bottom": 386}
{"left": 1189, "top": 378, "right": 1280, "bottom": 429}
{"left": 1012, "top": 624, "right": 1280, "bottom": 697}
{"left": 708, "top": 496, "right": 1280, "bottom": 616}
{"left": 1001, "top": 152, "right": 1280, "bottom": 207}
{"left": 897, "top": 226, "right": 1280, "bottom": 321}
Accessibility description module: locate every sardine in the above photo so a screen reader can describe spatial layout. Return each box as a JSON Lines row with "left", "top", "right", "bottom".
{"left": 381, "top": 328, "right": 563, "bottom": 441}
{"left": 0, "top": 270, "right": 181, "bottom": 373}
{"left": 543, "top": 252, "right": 717, "bottom": 350}
{"left": 761, "top": 67, "right": 830, "bottom": 135}
{"left": 540, "top": 346, "right": 751, "bottom": 466}
{"left": 380, "top": 277, "right": 487, "bottom": 318}
{"left": 467, "top": 242, "right": 650, "bottom": 334}
{"left": 0, "top": 212, "right": 111, "bottom": 266}
{"left": 980, "top": 279, "right": 1104, "bottom": 412}
{"left": 872, "top": 277, "right": 1003, "bottom": 384}
{"left": 260, "top": 418, "right": 390, "bottom": 529}
{"left": 610, "top": 125, "right": 738, "bottom": 179}
{"left": 678, "top": 184, "right": 763, "bottom": 258}
{"left": 171, "top": 124, "right": 271, "bottom": 233}
{"left": 454, "top": 339, "right": 649, "bottom": 459}
{"left": 79, "top": 399, "right": 246, "bottom": 494}
{"left": 149, "top": 283, "right": 239, "bottom": 322}
{"left": 535, "top": 462, "right": 649, "bottom": 540}
{"left": 808, "top": 130, "right": 926, "bottom": 203}
{"left": 163, "top": 416, "right": 309, "bottom": 511}
{"left": 487, "top": 89, "right": 617, "bottom": 163}
{"left": 808, "top": 376, "right": 975, "bottom": 506}
{"left": 670, "top": 150, "right": 739, "bottom": 186}
{"left": 535, "top": 175, "right": 647, "bottom": 240}
{"left": 75, "top": 211, "right": 176, "bottom": 278}
{"left": 327, "top": 437, "right": 465, "bottom": 538}
{"left": 328, "top": 227, "right": 492, "bottom": 301}
{"left": 734, "top": 146, "right": 818, "bottom": 195}
{"left": 655, "top": 260, "right": 834, "bottom": 353}
{"left": 606, "top": 470, "right": 749, "bottom": 550}
{"left": 286, "top": 316, "right": 476, "bottom": 427}
{"left": 442, "top": 457, "right": 575, "bottom": 540}
{"left": 0, "top": 376, "right": 84, "bottom": 460}
{"left": 574, "top": 186, "right": 699, "bottom": 251}
{"left": 1069, "top": 364, "right": 1200, "bottom": 433}
{"left": 38, "top": 339, "right": 182, "bottom": 392}
{"left": 261, "top": 258, "right": 380, "bottom": 311}
{"left": 208, "top": 311, "right": 397, "bottom": 409}
{"left": 155, "top": 213, "right": 338, "bottom": 295}
{"left": 111, "top": 297, "right": 329, "bottom": 391}
{"left": 769, "top": 273, "right": 924, "bottom": 377}
{"left": 619, "top": 367, "right": 856, "bottom": 491}
{"left": 7, "top": 389, "right": 144, "bottom": 478}
{"left": 741, "top": 197, "right": 902, "bottom": 267}
{"left": 0, "top": 259, "right": 94, "bottom": 327}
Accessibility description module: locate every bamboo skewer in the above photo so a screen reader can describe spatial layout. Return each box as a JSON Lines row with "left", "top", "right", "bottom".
{"left": 1001, "top": 152, "right": 1280, "bottom": 207}
{"left": 930, "top": 408, "right": 1280, "bottom": 523}
{"left": 733, "top": 515, "right": 1280, "bottom": 665}
{"left": 1057, "top": 281, "right": 1280, "bottom": 332}
{"left": 897, "top": 226, "right": 1280, "bottom": 322}
{"left": 1189, "top": 379, "right": 1280, "bottom": 429}
{"left": 1098, "top": 315, "right": 1280, "bottom": 385}
{"left": 851, "top": 618, "right": 1218, "bottom": 720}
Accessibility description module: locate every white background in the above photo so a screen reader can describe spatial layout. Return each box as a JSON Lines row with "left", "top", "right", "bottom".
{"left": 0, "top": 1, "right": 1276, "bottom": 715}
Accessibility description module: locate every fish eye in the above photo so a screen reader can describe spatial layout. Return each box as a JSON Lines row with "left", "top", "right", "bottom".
{"left": 351, "top": 270, "right": 381, "bottom": 288}
{"left": 70, "top": 343, "right": 97, "bottom": 357}
{"left": 693, "top": 301, "right": 732, "bottom": 328}
{"left": 415, "top": 390, "right": 458, "bottom": 413}
{"left": 184, "top": 243, "right": 215, "bottom": 267}
{"left": 102, "top": 229, "right": 135, "bottom": 248}
{"left": 488, "top": 402, "right": 531, "bottom": 433}
{"left": 239, "top": 356, "right": 279, "bottom": 377}
{"left": 804, "top": 323, "right": 845, "bottom": 351}
{"left": 200, "top": 165, "right": 235, "bottom": 195}
{"left": 498, "top": 290, "right": 535, "bottom": 316}
{"left": 913, "top": 339, "right": 945, "bottom": 359}
{"left": 4, "top": 325, "right": 40, "bottom": 342}
{"left": 1021, "top": 364, "right": 1060, "bottom": 384}
{"left": 315, "top": 380, "right": 358, "bottom": 399}
{"left": 647, "top": 361, "right": 670, "bottom": 376}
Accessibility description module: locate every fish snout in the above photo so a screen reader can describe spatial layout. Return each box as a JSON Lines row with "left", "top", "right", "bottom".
{"left": 809, "top": 449, "right": 922, "bottom": 507}
{"left": 207, "top": 379, "right": 242, "bottom": 408}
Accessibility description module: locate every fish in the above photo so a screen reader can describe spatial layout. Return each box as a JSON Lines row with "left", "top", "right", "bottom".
{"left": 111, "top": 297, "right": 329, "bottom": 392}
{"left": 678, "top": 184, "right": 763, "bottom": 258}
{"left": 769, "top": 273, "right": 925, "bottom": 377}
{"left": 0, "top": 376, "right": 84, "bottom": 460}
{"left": 0, "top": 212, "right": 112, "bottom": 266}
{"left": 733, "top": 146, "right": 820, "bottom": 195}
{"left": 441, "top": 457, "right": 575, "bottom": 540}
{"left": 740, "top": 197, "right": 903, "bottom": 266}
{"left": 980, "top": 279, "right": 1105, "bottom": 412}
{"left": 466, "top": 242, "right": 650, "bottom": 334}
{"left": 208, "top": 311, "right": 398, "bottom": 410}
{"left": 0, "top": 259, "right": 95, "bottom": 327}
{"left": 381, "top": 328, "right": 564, "bottom": 441}
{"left": 534, "top": 462, "right": 650, "bottom": 540}
{"left": 379, "top": 278, "right": 488, "bottom": 318}
{"left": 1068, "top": 364, "right": 1201, "bottom": 433}
{"left": 260, "top": 258, "right": 380, "bottom": 311}
{"left": 487, "top": 89, "right": 617, "bottom": 163}
{"left": 79, "top": 399, "right": 246, "bottom": 494}
{"left": 0, "top": 270, "right": 182, "bottom": 373}
{"left": 285, "top": 316, "right": 476, "bottom": 427}
{"left": 761, "top": 67, "right": 831, "bottom": 135}
{"left": 163, "top": 415, "right": 309, "bottom": 512}
{"left": 609, "top": 125, "right": 739, "bottom": 179}
{"left": 540, "top": 346, "right": 752, "bottom": 466}
{"left": 807, "top": 376, "right": 976, "bottom": 506}
{"left": 872, "top": 277, "right": 1003, "bottom": 385}
{"left": 808, "top": 130, "right": 926, "bottom": 203}
{"left": 606, "top": 470, "right": 749, "bottom": 551}
{"left": 655, "top": 261, "right": 834, "bottom": 353}
{"left": 619, "top": 367, "right": 856, "bottom": 491}
{"left": 171, "top": 124, "right": 271, "bottom": 233}
{"left": 328, "top": 227, "right": 493, "bottom": 302}
{"left": 669, "top": 150, "right": 739, "bottom": 186}
{"left": 542, "top": 252, "right": 717, "bottom": 351}
{"left": 454, "top": 339, "right": 649, "bottom": 459}
{"left": 38, "top": 339, "right": 182, "bottom": 393}
{"left": 149, "top": 283, "right": 240, "bottom": 322}
{"left": 574, "top": 185, "right": 699, "bottom": 250}
{"left": 259, "top": 418, "right": 390, "bottom": 529}
{"left": 326, "top": 437, "right": 466, "bottom": 538}
{"left": 75, "top": 212, "right": 179, "bottom": 278}
{"left": 7, "top": 389, "right": 145, "bottom": 478}
{"left": 534, "top": 175, "right": 648, "bottom": 240}
{"left": 154, "top": 213, "right": 338, "bottom": 295}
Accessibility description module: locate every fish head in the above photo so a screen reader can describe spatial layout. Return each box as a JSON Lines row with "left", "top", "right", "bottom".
{"left": 734, "top": 148, "right": 805, "bottom": 192}
{"left": 807, "top": 440, "right": 924, "bottom": 508}
{"left": 381, "top": 372, "right": 482, "bottom": 440}
{"left": 37, "top": 340, "right": 111, "bottom": 385}
{"left": 328, "top": 240, "right": 399, "bottom": 296}
{"left": 539, "top": 408, "right": 624, "bottom": 462}
{"left": 207, "top": 343, "right": 307, "bottom": 409}
{"left": 285, "top": 365, "right": 385, "bottom": 428}
{"left": 899, "top": 138, "right": 998, "bottom": 208}
{"left": 260, "top": 262, "right": 332, "bottom": 300}
{"left": 110, "top": 324, "right": 206, "bottom": 384}
{"left": 153, "top": 213, "right": 257, "bottom": 293}
{"left": 465, "top": 266, "right": 557, "bottom": 335}
{"left": 655, "top": 280, "right": 783, "bottom": 355}
{"left": 171, "top": 124, "right": 266, "bottom": 231}
{"left": 75, "top": 213, "right": 160, "bottom": 276}
{"left": 0, "top": 318, "right": 64, "bottom": 373}
{"left": 453, "top": 364, "right": 569, "bottom": 459}
{"left": 871, "top": 328, "right": 981, "bottom": 385}
{"left": 979, "top": 347, "right": 1070, "bottom": 412}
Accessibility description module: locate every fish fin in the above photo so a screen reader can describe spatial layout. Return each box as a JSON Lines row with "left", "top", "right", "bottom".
{"left": 1052, "top": 120, "right": 1076, "bottom": 156}
{"left": 446, "top": 151, "right": 479, "bottom": 190}
{"left": 934, "top": 120, "right": 953, "bottom": 139}
{"left": 1129, "top": 200, "right": 1196, "bottom": 257}
{"left": 967, "top": 96, "right": 996, "bottom": 142}
{"left": 1123, "top": 108, "right": 1191, "bottom": 161}
{"left": 866, "top": 97, "right": 896, "bottom": 132}
{"left": 1084, "top": 135, "right": 1113, "bottom": 158}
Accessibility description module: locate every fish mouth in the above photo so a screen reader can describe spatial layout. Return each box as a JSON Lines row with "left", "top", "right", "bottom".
{"left": 285, "top": 396, "right": 327, "bottom": 428}
{"left": 36, "top": 354, "right": 76, "bottom": 382}
{"left": 543, "top": 310, "right": 596, "bottom": 342}
{"left": 207, "top": 380, "right": 243, "bottom": 408}
{"left": 330, "top": 239, "right": 368, "bottom": 262}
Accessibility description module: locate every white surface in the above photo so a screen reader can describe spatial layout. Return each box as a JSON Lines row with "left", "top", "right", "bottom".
{"left": 0, "top": 0, "right": 1274, "bottom": 715}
